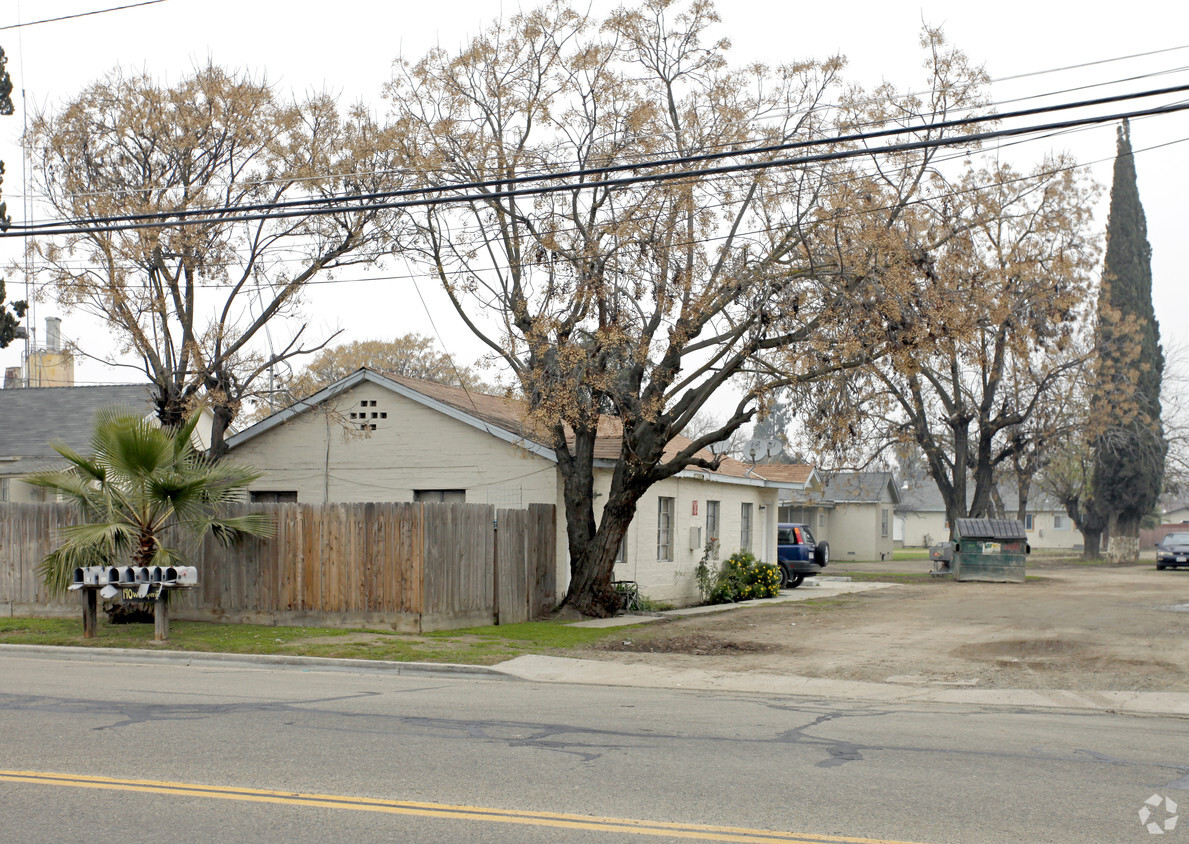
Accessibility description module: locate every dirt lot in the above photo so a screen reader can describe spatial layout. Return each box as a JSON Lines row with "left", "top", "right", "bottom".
{"left": 578, "top": 562, "right": 1189, "bottom": 692}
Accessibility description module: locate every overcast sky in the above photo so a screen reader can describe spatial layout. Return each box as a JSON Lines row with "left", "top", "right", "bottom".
{"left": 1, "top": 0, "right": 1186, "bottom": 394}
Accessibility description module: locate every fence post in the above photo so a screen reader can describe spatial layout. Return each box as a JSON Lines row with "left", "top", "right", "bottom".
{"left": 492, "top": 516, "right": 500, "bottom": 625}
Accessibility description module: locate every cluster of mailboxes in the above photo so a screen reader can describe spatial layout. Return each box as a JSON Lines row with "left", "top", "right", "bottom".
{"left": 70, "top": 565, "right": 199, "bottom": 599}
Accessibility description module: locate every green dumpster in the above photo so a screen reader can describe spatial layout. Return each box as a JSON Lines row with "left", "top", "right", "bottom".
{"left": 952, "top": 518, "right": 1029, "bottom": 583}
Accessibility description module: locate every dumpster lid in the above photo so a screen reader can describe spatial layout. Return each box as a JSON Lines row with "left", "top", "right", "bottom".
{"left": 953, "top": 518, "right": 1027, "bottom": 541}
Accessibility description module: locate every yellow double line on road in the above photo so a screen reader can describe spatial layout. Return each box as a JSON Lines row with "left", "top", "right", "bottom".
{"left": 0, "top": 769, "right": 923, "bottom": 843}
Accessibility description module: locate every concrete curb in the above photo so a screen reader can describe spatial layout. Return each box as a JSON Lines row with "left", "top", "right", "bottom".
{"left": 0, "top": 644, "right": 506, "bottom": 678}
{"left": 493, "top": 654, "right": 1189, "bottom": 718}
{"left": 8, "top": 643, "right": 1186, "bottom": 717}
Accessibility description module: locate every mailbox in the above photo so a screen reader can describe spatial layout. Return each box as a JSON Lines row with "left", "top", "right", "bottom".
{"left": 175, "top": 566, "right": 198, "bottom": 586}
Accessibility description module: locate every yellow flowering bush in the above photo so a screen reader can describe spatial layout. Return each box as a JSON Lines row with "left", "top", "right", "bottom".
{"left": 705, "top": 550, "right": 781, "bottom": 604}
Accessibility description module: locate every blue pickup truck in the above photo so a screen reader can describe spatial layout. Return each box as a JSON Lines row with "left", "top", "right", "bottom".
{"left": 776, "top": 523, "right": 830, "bottom": 588}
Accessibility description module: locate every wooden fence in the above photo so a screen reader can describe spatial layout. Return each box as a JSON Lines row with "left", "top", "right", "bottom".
{"left": 1140, "top": 522, "right": 1189, "bottom": 552}
{"left": 0, "top": 501, "right": 555, "bottom": 632}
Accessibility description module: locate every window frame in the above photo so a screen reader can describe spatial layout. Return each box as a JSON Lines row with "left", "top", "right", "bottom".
{"left": 414, "top": 489, "right": 467, "bottom": 503}
{"left": 740, "top": 502, "right": 753, "bottom": 551}
{"left": 705, "top": 499, "right": 721, "bottom": 558}
{"left": 657, "top": 497, "right": 674, "bottom": 561}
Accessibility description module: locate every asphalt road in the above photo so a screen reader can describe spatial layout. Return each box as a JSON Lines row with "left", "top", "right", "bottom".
{"left": 1, "top": 652, "right": 1186, "bottom": 843}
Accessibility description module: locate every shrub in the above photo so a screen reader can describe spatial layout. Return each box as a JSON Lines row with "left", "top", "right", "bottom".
{"left": 704, "top": 550, "right": 781, "bottom": 605}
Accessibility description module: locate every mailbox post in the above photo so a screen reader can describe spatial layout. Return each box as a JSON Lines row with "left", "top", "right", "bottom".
{"left": 70, "top": 565, "right": 197, "bottom": 640}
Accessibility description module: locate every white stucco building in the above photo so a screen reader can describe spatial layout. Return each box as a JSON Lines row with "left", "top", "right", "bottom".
{"left": 225, "top": 369, "right": 815, "bottom": 606}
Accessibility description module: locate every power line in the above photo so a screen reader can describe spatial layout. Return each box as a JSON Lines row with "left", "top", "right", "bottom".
{"left": 0, "top": 0, "right": 168, "bottom": 30}
{"left": 17, "top": 80, "right": 1189, "bottom": 234}
{"left": 992, "top": 42, "right": 1189, "bottom": 84}
{"left": 24, "top": 128, "right": 1189, "bottom": 292}
{"left": 10, "top": 95, "right": 1189, "bottom": 239}
{"left": 23, "top": 59, "right": 1189, "bottom": 210}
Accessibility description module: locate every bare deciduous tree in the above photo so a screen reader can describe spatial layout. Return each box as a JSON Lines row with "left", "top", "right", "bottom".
{"left": 23, "top": 65, "right": 394, "bottom": 455}
{"left": 802, "top": 158, "right": 1100, "bottom": 532}
{"left": 386, "top": 1, "right": 992, "bottom": 614}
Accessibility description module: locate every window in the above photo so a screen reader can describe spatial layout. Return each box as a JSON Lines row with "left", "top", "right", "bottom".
{"left": 740, "top": 503, "right": 753, "bottom": 551}
{"left": 818, "top": 512, "right": 826, "bottom": 529}
{"left": 657, "top": 497, "right": 674, "bottom": 561}
{"left": 415, "top": 489, "right": 466, "bottom": 503}
{"left": 250, "top": 491, "right": 298, "bottom": 503}
{"left": 615, "top": 535, "right": 627, "bottom": 564}
{"left": 1053, "top": 513, "right": 1069, "bottom": 530}
{"left": 1024, "top": 513, "right": 1034, "bottom": 531}
{"left": 706, "top": 500, "right": 720, "bottom": 558}
{"left": 881, "top": 508, "right": 890, "bottom": 538}
{"left": 0, "top": 478, "right": 7, "bottom": 502}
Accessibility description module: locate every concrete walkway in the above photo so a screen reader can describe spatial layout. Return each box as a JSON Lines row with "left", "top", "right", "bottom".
{"left": 566, "top": 577, "right": 892, "bottom": 628}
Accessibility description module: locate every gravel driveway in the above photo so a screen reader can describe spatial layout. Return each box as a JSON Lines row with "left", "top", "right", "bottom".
{"left": 578, "top": 562, "right": 1189, "bottom": 692}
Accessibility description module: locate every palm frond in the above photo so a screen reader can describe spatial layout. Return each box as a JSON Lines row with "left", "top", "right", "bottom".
{"left": 36, "top": 408, "right": 274, "bottom": 597}
{"left": 208, "top": 513, "right": 277, "bottom": 544}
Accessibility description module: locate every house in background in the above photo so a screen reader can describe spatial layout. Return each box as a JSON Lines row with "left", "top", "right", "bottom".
{"left": 0, "top": 383, "right": 216, "bottom": 502}
{"left": 1162, "top": 500, "right": 1189, "bottom": 525}
{"left": 225, "top": 369, "right": 816, "bottom": 606}
{"left": 779, "top": 471, "right": 899, "bottom": 561}
{"left": 896, "top": 481, "right": 1081, "bottom": 550}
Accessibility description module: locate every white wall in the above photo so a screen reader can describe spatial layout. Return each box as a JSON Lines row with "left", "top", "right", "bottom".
{"left": 231, "top": 380, "right": 782, "bottom": 608}
{"left": 829, "top": 502, "right": 895, "bottom": 561}
{"left": 899, "top": 511, "right": 949, "bottom": 548}
{"left": 900, "top": 508, "right": 1083, "bottom": 551}
{"left": 605, "top": 471, "right": 779, "bottom": 606}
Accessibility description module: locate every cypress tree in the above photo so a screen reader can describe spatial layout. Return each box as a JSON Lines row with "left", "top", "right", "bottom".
{"left": 0, "top": 47, "right": 21, "bottom": 349}
{"left": 1088, "top": 120, "right": 1166, "bottom": 559}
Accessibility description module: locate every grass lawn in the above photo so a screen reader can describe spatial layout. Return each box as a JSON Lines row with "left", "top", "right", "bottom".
{"left": 0, "top": 616, "right": 638, "bottom": 665}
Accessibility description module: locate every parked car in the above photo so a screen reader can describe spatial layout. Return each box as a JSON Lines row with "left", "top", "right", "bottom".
{"left": 776, "top": 523, "right": 829, "bottom": 588}
{"left": 1156, "top": 532, "right": 1189, "bottom": 570}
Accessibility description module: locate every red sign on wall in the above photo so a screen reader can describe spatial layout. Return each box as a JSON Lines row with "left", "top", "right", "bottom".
{"left": 692, "top": 501, "right": 698, "bottom": 515}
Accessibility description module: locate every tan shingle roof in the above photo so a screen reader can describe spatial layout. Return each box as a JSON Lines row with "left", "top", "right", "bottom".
{"left": 381, "top": 372, "right": 793, "bottom": 483}
{"left": 750, "top": 464, "right": 815, "bottom": 485}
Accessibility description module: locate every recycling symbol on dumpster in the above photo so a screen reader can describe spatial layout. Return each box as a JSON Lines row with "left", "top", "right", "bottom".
{"left": 1139, "top": 794, "right": 1179, "bottom": 835}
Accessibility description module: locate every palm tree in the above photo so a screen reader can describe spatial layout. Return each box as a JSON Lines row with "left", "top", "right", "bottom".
{"left": 28, "top": 407, "right": 274, "bottom": 595}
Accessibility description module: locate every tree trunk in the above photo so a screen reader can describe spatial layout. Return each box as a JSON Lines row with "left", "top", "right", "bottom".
{"left": 1082, "top": 528, "right": 1102, "bottom": 560}
{"left": 208, "top": 403, "right": 236, "bottom": 460}
{"left": 559, "top": 421, "right": 663, "bottom": 617}
{"left": 1109, "top": 516, "right": 1141, "bottom": 563}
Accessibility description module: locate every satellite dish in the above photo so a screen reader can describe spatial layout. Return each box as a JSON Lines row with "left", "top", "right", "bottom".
{"left": 709, "top": 440, "right": 730, "bottom": 457}
{"left": 743, "top": 439, "right": 764, "bottom": 462}
{"left": 765, "top": 438, "right": 783, "bottom": 458}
